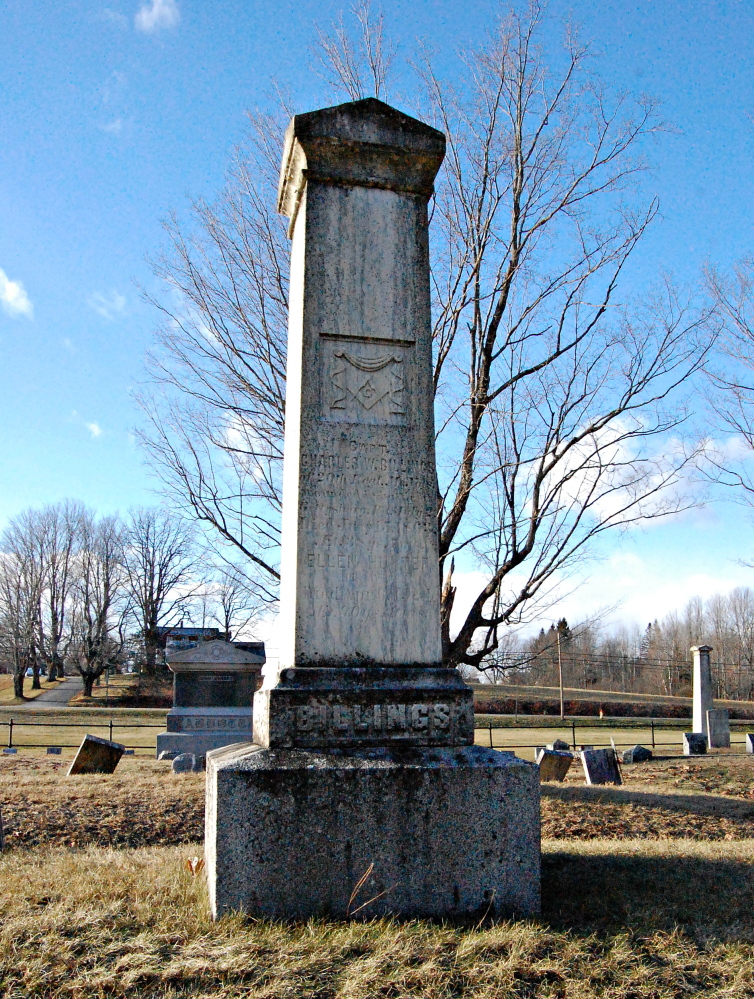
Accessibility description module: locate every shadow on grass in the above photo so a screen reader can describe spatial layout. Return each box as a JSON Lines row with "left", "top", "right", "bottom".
{"left": 542, "top": 782, "right": 754, "bottom": 818}
{"left": 543, "top": 847, "right": 754, "bottom": 938}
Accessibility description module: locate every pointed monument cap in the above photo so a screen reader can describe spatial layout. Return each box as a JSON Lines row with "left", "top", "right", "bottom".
{"left": 167, "top": 639, "right": 265, "bottom": 672}
{"left": 277, "top": 97, "right": 446, "bottom": 218}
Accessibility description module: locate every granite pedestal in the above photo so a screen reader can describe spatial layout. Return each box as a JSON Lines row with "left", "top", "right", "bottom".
{"left": 156, "top": 640, "right": 264, "bottom": 759}
{"left": 207, "top": 744, "right": 540, "bottom": 919}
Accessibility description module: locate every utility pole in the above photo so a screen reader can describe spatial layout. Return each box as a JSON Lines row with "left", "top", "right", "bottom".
{"left": 558, "top": 631, "right": 565, "bottom": 720}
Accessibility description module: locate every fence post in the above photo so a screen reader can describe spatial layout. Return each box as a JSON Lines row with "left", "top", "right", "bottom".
{"left": 109, "top": 719, "right": 113, "bottom": 742}
{"left": 571, "top": 719, "right": 576, "bottom": 749}
{"left": 651, "top": 720, "right": 655, "bottom": 748}
{"left": 514, "top": 697, "right": 518, "bottom": 724}
{"left": 488, "top": 724, "right": 493, "bottom": 748}
{"left": 8, "top": 719, "right": 13, "bottom": 749}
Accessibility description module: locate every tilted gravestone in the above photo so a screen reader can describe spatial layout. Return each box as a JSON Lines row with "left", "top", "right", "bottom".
{"left": 706, "top": 707, "right": 730, "bottom": 749}
{"left": 204, "top": 98, "right": 540, "bottom": 921}
{"left": 683, "top": 732, "right": 708, "bottom": 755}
{"left": 67, "top": 734, "right": 124, "bottom": 775}
{"left": 155, "top": 640, "right": 265, "bottom": 759}
{"left": 536, "top": 748, "right": 572, "bottom": 782}
{"left": 580, "top": 748, "right": 622, "bottom": 785}
{"left": 746, "top": 733, "right": 754, "bottom": 754}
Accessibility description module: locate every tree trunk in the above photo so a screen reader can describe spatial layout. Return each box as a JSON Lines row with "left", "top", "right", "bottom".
{"left": 144, "top": 641, "right": 158, "bottom": 676}
{"left": 83, "top": 675, "right": 95, "bottom": 698}
{"left": 13, "top": 673, "right": 24, "bottom": 699}
{"left": 31, "top": 663, "right": 41, "bottom": 690}
{"left": 47, "top": 658, "right": 58, "bottom": 682}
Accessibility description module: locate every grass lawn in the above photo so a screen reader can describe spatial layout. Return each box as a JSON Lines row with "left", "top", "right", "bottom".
{"left": 0, "top": 673, "right": 56, "bottom": 705}
{"left": 1, "top": 838, "right": 754, "bottom": 997}
{"left": 3, "top": 754, "right": 754, "bottom": 995}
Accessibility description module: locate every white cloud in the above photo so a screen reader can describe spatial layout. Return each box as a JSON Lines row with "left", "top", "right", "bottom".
{"left": 134, "top": 0, "right": 179, "bottom": 33}
{"left": 88, "top": 289, "right": 126, "bottom": 320}
{"left": 0, "top": 268, "right": 33, "bottom": 319}
{"left": 85, "top": 422, "right": 103, "bottom": 439}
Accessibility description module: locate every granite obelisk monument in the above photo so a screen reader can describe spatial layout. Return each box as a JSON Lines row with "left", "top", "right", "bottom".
{"left": 205, "top": 98, "right": 540, "bottom": 919}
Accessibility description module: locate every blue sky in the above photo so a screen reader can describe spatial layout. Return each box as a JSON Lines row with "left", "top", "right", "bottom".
{"left": 2, "top": 0, "right": 754, "bottom": 631}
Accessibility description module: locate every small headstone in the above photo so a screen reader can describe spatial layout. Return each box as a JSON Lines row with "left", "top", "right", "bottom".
{"left": 536, "top": 748, "right": 572, "bottom": 782}
{"left": 581, "top": 748, "right": 622, "bottom": 785}
{"left": 172, "top": 753, "right": 199, "bottom": 773}
{"left": 123, "top": 749, "right": 135, "bottom": 755}
{"left": 46, "top": 747, "right": 62, "bottom": 755}
{"left": 579, "top": 745, "right": 594, "bottom": 751}
{"left": 2, "top": 748, "right": 17, "bottom": 755}
{"left": 67, "top": 734, "right": 125, "bottom": 775}
{"left": 746, "top": 734, "right": 754, "bottom": 754}
{"left": 683, "top": 732, "right": 707, "bottom": 756}
{"left": 622, "top": 745, "right": 653, "bottom": 764}
{"left": 707, "top": 708, "right": 730, "bottom": 749}
{"left": 547, "top": 739, "right": 570, "bottom": 752}
{"left": 158, "top": 750, "right": 179, "bottom": 761}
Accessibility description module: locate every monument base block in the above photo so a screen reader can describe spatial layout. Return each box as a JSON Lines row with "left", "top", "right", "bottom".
{"left": 156, "top": 708, "right": 252, "bottom": 759}
{"left": 205, "top": 743, "right": 540, "bottom": 920}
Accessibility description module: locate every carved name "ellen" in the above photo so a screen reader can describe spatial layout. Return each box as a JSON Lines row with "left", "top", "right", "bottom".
{"left": 296, "top": 702, "right": 451, "bottom": 734}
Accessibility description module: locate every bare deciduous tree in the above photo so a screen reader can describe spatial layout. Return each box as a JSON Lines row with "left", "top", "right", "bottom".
{"left": 0, "top": 511, "right": 46, "bottom": 697}
{"left": 71, "top": 514, "right": 127, "bottom": 698}
{"left": 705, "top": 259, "right": 754, "bottom": 511}
{"left": 136, "top": 4, "right": 713, "bottom": 671}
{"left": 123, "top": 509, "right": 198, "bottom": 672}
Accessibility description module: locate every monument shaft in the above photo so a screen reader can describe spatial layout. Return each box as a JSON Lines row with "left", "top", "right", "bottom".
{"left": 278, "top": 107, "right": 443, "bottom": 668}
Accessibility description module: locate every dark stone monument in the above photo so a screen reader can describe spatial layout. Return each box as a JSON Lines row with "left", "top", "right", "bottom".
{"left": 622, "top": 745, "right": 653, "bottom": 764}
{"left": 580, "top": 748, "right": 622, "bottom": 785}
{"left": 683, "top": 732, "right": 708, "bottom": 755}
{"left": 156, "top": 640, "right": 265, "bottom": 759}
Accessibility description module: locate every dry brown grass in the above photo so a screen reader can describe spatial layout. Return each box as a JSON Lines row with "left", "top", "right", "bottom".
{"left": 8, "top": 754, "right": 754, "bottom": 849}
{"left": 1, "top": 840, "right": 754, "bottom": 997}
{"left": 2, "top": 756, "right": 754, "bottom": 994}
{"left": 0, "top": 756, "right": 203, "bottom": 849}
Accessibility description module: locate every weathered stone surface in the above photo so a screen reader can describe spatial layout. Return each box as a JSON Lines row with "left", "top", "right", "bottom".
{"left": 158, "top": 750, "right": 179, "bottom": 761}
{"left": 172, "top": 753, "right": 201, "bottom": 773}
{"left": 206, "top": 744, "right": 540, "bottom": 920}
{"left": 683, "top": 732, "right": 708, "bottom": 755}
{"left": 254, "top": 667, "right": 473, "bottom": 749}
{"left": 536, "top": 748, "right": 572, "bottom": 781}
{"left": 547, "top": 739, "right": 570, "bottom": 752}
{"left": 2, "top": 748, "right": 17, "bottom": 755}
{"left": 707, "top": 707, "right": 730, "bottom": 749}
{"left": 67, "top": 734, "right": 124, "bottom": 775}
{"left": 580, "top": 748, "right": 622, "bottom": 785}
{"left": 622, "top": 745, "right": 653, "bottom": 764}
{"left": 692, "top": 645, "right": 713, "bottom": 738}
{"left": 46, "top": 747, "right": 62, "bottom": 755}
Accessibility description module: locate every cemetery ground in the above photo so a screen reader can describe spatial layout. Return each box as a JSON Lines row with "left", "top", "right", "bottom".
{"left": 3, "top": 751, "right": 754, "bottom": 994}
